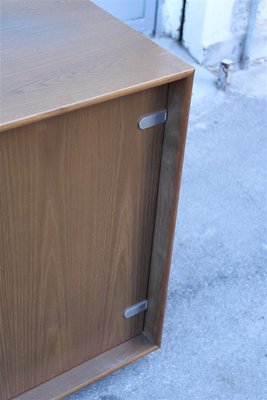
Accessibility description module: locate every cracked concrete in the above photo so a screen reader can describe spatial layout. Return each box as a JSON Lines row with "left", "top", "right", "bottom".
{"left": 67, "top": 39, "right": 267, "bottom": 400}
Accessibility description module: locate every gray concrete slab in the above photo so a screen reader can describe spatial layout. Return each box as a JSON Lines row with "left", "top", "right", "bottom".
{"left": 67, "top": 40, "right": 267, "bottom": 400}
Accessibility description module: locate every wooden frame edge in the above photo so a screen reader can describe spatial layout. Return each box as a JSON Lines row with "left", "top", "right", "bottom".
{"left": 14, "top": 334, "right": 158, "bottom": 400}
{"left": 144, "top": 72, "right": 194, "bottom": 345}
{"left": 10, "top": 72, "right": 194, "bottom": 399}
{"left": 0, "top": 69, "right": 194, "bottom": 134}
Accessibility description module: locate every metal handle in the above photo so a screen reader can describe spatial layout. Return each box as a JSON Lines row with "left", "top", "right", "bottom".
{"left": 138, "top": 109, "right": 167, "bottom": 130}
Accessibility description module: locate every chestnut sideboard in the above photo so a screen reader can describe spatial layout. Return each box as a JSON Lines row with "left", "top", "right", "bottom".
{"left": 0, "top": 1, "right": 194, "bottom": 399}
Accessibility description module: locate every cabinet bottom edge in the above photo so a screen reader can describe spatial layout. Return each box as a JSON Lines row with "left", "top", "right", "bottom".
{"left": 13, "top": 333, "right": 158, "bottom": 400}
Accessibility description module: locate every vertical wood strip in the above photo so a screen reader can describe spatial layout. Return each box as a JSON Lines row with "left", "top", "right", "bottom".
{"left": 144, "top": 73, "right": 194, "bottom": 345}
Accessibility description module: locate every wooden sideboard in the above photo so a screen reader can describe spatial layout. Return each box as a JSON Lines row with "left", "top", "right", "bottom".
{"left": 0, "top": 1, "right": 194, "bottom": 399}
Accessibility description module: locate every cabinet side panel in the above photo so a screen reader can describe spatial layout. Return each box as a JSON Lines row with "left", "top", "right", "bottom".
{"left": 144, "top": 74, "right": 194, "bottom": 345}
{"left": 0, "top": 85, "right": 167, "bottom": 399}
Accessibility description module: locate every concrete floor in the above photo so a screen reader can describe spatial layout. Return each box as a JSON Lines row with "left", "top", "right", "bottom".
{"left": 67, "top": 39, "right": 267, "bottom": 400}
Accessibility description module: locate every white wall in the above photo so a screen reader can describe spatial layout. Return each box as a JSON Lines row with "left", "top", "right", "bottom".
{"left": 159, "top": 0, "right": 267, "bottom": 67}
{"left": 161, "top": 0, "right": 184, "bottom": 39}
{"left": 251, "top": 0, "right": 267, "bottom": 62}
{"left": 182, "top": 0, "right": 251, "bottom": 66}
{"left": 202, "top": 0, "right": 238, "bottom": 46}
{"left": 182, "top": 0, "right": 207, "bottom": 63}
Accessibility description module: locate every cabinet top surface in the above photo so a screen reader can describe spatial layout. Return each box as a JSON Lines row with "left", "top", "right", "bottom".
{"left": 1, "top": 0, "right": 194, "bottom": 131}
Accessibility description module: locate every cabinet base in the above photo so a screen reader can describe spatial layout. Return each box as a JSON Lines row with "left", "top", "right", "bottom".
{"left": 15, "top": 334, "right": 158, "bottom": 400}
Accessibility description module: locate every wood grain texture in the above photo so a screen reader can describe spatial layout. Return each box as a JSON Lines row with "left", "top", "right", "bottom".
{"left": 0, "top": 85, "right": 167, "bottom": 400}
{"left": 0, "top": 0, "right": 193, "bottom": 131}
{"left": 144, "top": 75, "right": 194, "bottom": 345}
{"left": 14, "top": 334, "right": 158, "bottom": 400}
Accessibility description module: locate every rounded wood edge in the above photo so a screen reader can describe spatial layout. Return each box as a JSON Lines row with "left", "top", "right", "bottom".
{"left": 0, "top": 69, "right": 194, "bottom": 134}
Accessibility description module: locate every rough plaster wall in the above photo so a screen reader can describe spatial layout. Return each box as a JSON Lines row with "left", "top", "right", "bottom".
{"left": 169, "top": 0, "right": 267, "bottom": 67}
{"left": 205, "top": 0, "right": 267, "bottom": 66}
{"left": 182, "top": 0, "right": 207, "bottom": 63}
{"left": 161, "top": 0, "right": 184, "bottom": 39}
{"left": 202, "top": 0, "right": 249, "bottom": 66}
{"left": 257, "top": 0, "right": 267, "bottom": 25}
{"left": 251, "top": 0, "right": 267, "bottom": 63}
{"left": 231, "top": 0, "right": 250, "bottom": 35}
{"left": 203, "top": 0, "right": 236, "bottom": 46}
